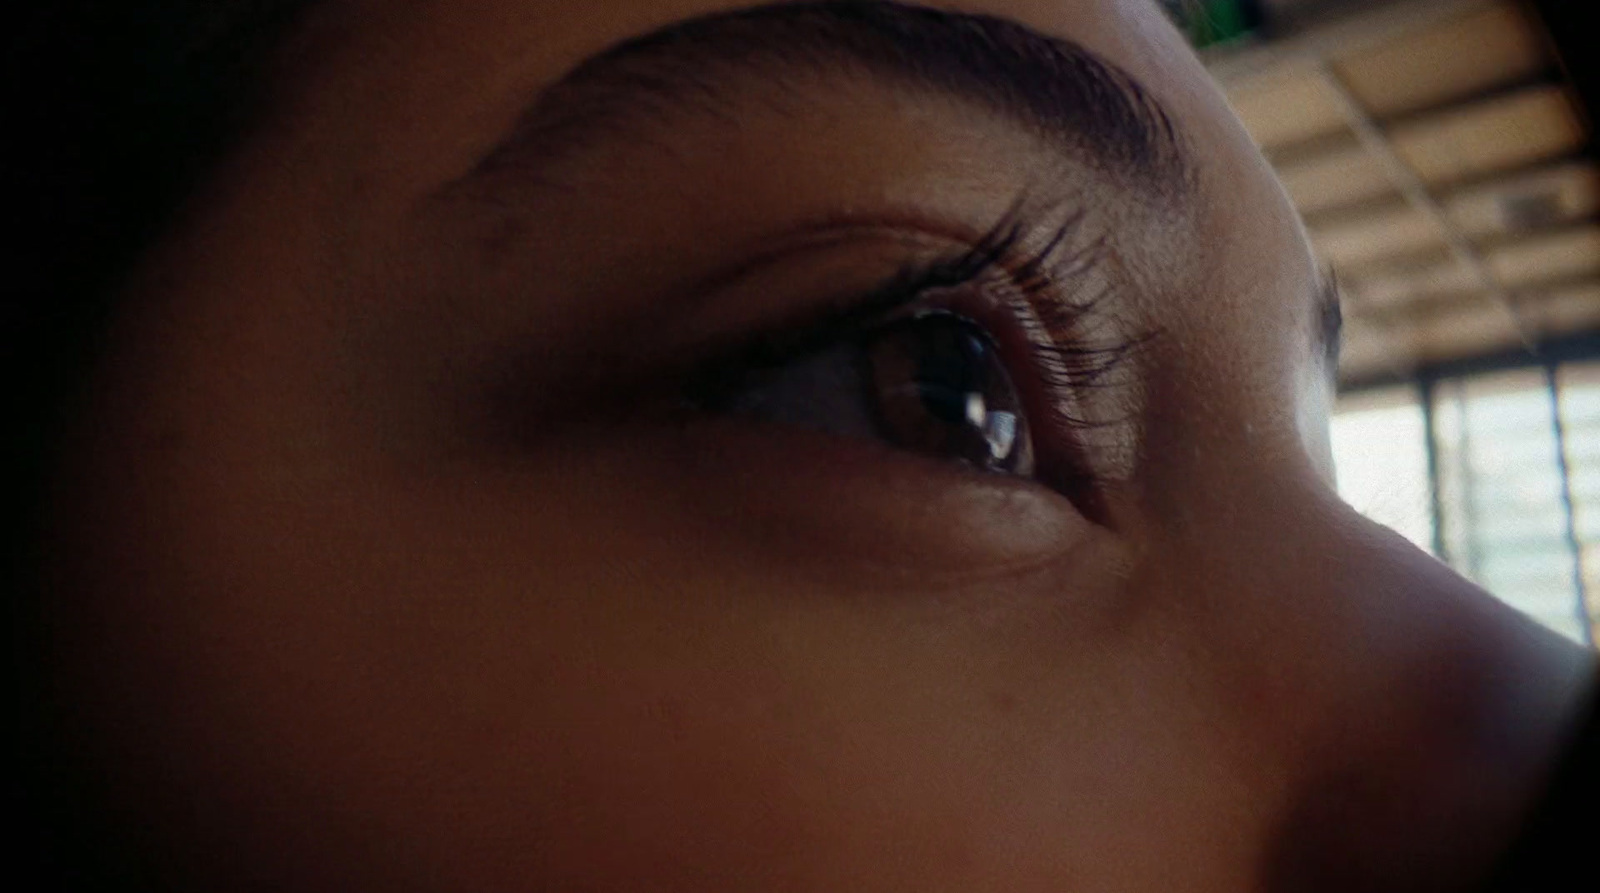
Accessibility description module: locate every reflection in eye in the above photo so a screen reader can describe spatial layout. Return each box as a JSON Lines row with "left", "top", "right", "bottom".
{"left": 706, "top": 311, "right": 1035, "bottom": 476}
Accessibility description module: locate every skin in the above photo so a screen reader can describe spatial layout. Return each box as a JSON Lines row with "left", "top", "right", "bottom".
{"left": 39, "top": 1, "right": 1596, "bottom": 891}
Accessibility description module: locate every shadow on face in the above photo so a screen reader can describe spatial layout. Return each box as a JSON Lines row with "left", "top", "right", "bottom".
{"left": 28, "top": 1, "right": 1596, "bottom": 891}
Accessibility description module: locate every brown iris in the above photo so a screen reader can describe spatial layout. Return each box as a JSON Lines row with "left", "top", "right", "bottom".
{"left": 860, "top": 311, "right": 1034, "bottom": 475}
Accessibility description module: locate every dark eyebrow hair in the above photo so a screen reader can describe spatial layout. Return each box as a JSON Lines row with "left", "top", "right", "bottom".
{"left": 1318, "top": 270, "right": 1344, "bottom": 374}
{"left": 472, "top": 0, "right": 1195, "bottom": 198}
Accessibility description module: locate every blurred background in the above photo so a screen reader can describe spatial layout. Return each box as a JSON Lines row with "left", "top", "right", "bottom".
{"left": 1166, "top": 0, "right": 1599, "bottom": 643}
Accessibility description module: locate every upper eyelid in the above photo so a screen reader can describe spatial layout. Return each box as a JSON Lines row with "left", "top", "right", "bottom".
{"left": 690, "top": 204, "right": 1090, "bottom": 373}
{"left": 683, "top": 203, "right": 1150, "bottom": 430}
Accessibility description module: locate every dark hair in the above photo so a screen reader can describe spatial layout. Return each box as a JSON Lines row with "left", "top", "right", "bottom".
{"left": 5, "top": 4, "right": 310, "bottom": 889}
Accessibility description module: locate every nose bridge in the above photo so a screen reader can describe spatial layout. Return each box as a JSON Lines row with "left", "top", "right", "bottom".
{"left": 1202, "top": 477, "right": 1588, "bottom": 752}
{"left": 1311, "top": 494, "right": 1583, "bottom": 728}
{"left": 1184, "top": 482, "right": 1597, "bottom": 891}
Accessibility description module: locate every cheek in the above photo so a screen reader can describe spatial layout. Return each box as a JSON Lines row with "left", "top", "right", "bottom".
{"left": 49, "top": 397, "right": 1265, "bottom": 892}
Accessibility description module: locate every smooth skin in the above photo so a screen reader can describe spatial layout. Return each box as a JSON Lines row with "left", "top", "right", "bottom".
{"left": 40, "top": 1, "right": 1595, "bottom": 891}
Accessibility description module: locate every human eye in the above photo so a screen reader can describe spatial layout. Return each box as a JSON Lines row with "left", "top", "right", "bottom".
{"left": 692, "top": 308, "right": 1035, "bottom": 476}
{"left": 675, "top": 207, "right": 1139, "bottom": 512}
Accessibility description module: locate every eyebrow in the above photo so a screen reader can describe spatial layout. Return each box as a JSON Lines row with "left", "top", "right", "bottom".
{"left": 471, "top": 0, "right": 1196, "bottom": 197}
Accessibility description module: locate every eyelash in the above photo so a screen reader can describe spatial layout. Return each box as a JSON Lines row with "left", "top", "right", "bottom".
{"left": 676, "top": 203, "right": 1142, "bottom": 511}
{"left": 687, "top": 204, "right": 1139, "bottom": 408}
{"left": 944, "top": 206, "right": 1145, "bottom": 427}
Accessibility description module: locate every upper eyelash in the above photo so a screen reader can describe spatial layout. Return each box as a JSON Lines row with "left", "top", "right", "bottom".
{"left": 1319, "top": 267, "right": 1343, "bottom": 369}
{"left": 933, "top": 204, "right": 1147, "bottom": 424}
{"left": 684, "top": 200, "right": 1145, "bottom": 429}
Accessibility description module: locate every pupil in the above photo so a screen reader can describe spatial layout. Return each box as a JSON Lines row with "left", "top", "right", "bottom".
{"left": 912, "top": 330, "right": 990, "bottom": 425}
{"left": 862, "top": 312, "right": 1033, "bottom": 475}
